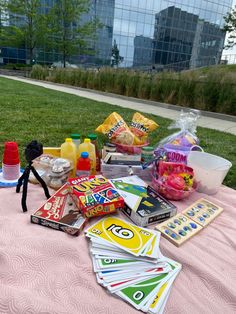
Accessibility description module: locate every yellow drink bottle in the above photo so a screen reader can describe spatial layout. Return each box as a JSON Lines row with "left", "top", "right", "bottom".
{"left": 60, "top": 138, "right": 77, "bottom": 176}
{"left": 78, "top": 138, "right": 96, "bottom": 175}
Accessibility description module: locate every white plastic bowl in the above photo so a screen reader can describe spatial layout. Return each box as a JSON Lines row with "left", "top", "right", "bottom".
{"left": 187, "top": 151, "right": 232, "bottom": 195}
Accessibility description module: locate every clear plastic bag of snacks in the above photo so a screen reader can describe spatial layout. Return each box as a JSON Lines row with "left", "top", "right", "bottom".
{"left": 154, "top": 109, "right": 202, "bottom": 164}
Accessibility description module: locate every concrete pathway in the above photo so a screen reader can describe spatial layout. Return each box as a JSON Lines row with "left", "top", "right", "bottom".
{"left": 1, "top": 74, "right": 236, "bottom": 135}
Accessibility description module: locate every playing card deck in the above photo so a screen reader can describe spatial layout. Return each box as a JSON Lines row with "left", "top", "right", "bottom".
{"left": 85, "top": 216, "right": 181, "bottom": 313}
{"left": 68, "top": 175, "right": 124, "bottom": 218}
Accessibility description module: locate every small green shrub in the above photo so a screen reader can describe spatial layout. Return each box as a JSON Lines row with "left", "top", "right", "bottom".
{"left": 156, "top": 73, "right": 179, "bottom": 104}
{"left": 138, "top": 74, "right": 152, "bottom": 99}
{"left": 217, "top": 79, "right": 236, "bottom": 115}
{"left": 201, "top": 73, "right": 221, "bottom": 112}
{"left": 177, "top": 72, "right": 196, "bottom": 107}
{"left": 80, "top": 70, "right": 89, "bottom": 88}
{"left": 73, "top": 69, "right": 82, "bottom": 86}
{"left": 125, "top": 71, "right": 140, "bottom": 97}
{"left": 113, "top": 70, "right": 128, "bottom": 95}
{"left": 87, "top": 71, "right": 96, "bottom": 89}
{"left": 98, "top": 68, "right": 115, "bottom": 92}
{"left": 30, "top": 65, "right": 236, "bottom": 116}
{"left": 31, "top": 65, "right": 48, "bottom": 80}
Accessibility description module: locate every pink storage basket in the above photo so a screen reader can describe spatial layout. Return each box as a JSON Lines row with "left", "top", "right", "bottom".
{"left": 151, "top": 174, "right": 197, "bottom": 201}
{"left": 115, "top": 142, "right": 149, "bottom": 155}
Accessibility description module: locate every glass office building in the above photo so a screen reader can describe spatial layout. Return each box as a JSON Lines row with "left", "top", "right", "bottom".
{"left": 112, "top": 0, "right": 233, "bottom": 69}
{"left": 0, "top": 0, "right": 233, "bottom": 70}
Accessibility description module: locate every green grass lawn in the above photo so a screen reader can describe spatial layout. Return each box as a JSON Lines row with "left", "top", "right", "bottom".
{"left": 0, "top": 76, "right": 235, "bottom": 189}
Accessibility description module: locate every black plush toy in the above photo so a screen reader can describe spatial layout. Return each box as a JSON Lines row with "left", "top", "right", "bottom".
{"left": 16, "top": 140, "right": 50, "bottom": 212}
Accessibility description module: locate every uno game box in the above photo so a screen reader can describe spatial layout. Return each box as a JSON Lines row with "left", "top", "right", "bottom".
{"left": 68, "top": 175, "right": 125, "bottom": 218}
{"left": 110, "top": 176, "right": 177, "bottom": 227}
{"left": 31, "top": 183, "right": 87, "bottom": 236}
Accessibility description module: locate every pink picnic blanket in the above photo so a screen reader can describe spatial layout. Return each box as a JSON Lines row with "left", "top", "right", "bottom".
{"left": 0, "top": 184, "right": 236, "bottom": 314}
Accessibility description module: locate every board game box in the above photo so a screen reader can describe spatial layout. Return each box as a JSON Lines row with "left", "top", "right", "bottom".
{"left": 68, "top": 175, "right": 125, "bottom": 218}
{"left": 31, "top": 183, "right": 87, "bottom": 236}
{"left": 110, "top": 176, "right": 177, "bottom": 227}
{"left": 155, "top": 198, "right": 223, "bottom": 246}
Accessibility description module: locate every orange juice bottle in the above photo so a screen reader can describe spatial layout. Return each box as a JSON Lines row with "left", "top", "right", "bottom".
{"left": 60, "top": 138, "right": 77, "bottom": 176}
{"left": 78, "top": 138, "right": 96, "bottom": 175}
{"left": 88, "top": 134, "right": 101, "bottom": 173}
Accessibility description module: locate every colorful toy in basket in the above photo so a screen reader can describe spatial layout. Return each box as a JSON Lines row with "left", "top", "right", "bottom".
{"left": 154, "top": 110, "right": 202, "bottom": 164}
{"left": 96, "top": 112, "right": 158, "bottom": 153}
{"left": 152, "top": 161, "right": 197, "bottom": 200}
{"left": 68, "top": 175, "right": 124, "bottom": 218}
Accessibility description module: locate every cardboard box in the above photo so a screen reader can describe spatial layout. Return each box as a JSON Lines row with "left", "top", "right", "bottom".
{"left": 31, "top": 183, "right": 87, "bottom": 236}
{"left": 103, "top": 152, "right": 141, "bottom": 165}
{"left": 101, "top": 161, "right": 152, "bottom": 182}
{"left": 68, "top": 175, "right": 124, "bottom": 218}
{"left": 43, "top": 147, "right": 61, "bottom": 157}
{"left": 110, "top": 176, "right": 177, "bottom": 227}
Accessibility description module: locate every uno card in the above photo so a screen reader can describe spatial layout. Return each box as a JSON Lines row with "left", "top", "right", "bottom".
{"left": 115, "top": 272, "right": 174, "bottom": 309}
{"left": 116, "top": 259, "right": 181, "bottom": 309}
{"left": 91, "top": 240, "right": 162, "bottom": 263}
{"left": 100, "top": 265, "right": 171, "bottom": 284}
{"left": 143, "top": 267, "right": 181, "bottom": 312}
{"left": 85, "top": 217, "right": 155, "bottom": 256}
{"left": 93, "top": 253, "right": 158, "bottom": 265}
{"left": 142, "top": 231, "right": 161, "bottom": 259}
{"left": 148, "top": 286, "right": 172, "bottom": 314}
{"left": 95, "top": 257, "right": 147, "bottom": 269}
{"left": 107, "top": 275, "right": 153, "bottom": 292}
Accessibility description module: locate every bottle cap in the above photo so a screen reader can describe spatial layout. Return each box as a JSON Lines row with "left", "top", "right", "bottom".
{"left": 71, "top": 134, "right": 80, "bottom": 139}
{"left": 65, "top": 138, "right": 72, "bottom": 143}
{"left": 81, "top": 152, "right": 89, "bottom": 158}
{"left": 88, "top": 134, "right": 97, "bottom": 141}
{"left": 142, "top": 146, "right": 154, "bottom": 151}
{"left": 84, "top": 138, "right": 91, "bottom": 143}
{"left": 104, "top": 143, "right": 116, "bottom": 148}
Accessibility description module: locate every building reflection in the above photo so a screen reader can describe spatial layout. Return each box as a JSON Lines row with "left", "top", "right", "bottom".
{"left": 1, "top": 0, "right": 233, "bottom": 70}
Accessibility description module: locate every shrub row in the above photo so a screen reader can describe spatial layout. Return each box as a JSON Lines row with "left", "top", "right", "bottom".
{"left": 30, "top": 65, "right": 236, "bottom": 115}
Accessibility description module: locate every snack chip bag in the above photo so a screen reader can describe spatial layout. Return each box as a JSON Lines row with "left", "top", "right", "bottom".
{"left": 96, "top": 112, "right": 135, "bottom": 145}
{"left": 130, "top": 112, "right": 159, "bottom": 145}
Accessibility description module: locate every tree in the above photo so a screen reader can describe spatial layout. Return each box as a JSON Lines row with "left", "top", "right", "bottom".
{"left": 0, "top": 0, "right": 10, "bottom": 42}
{"left": 0, "top": 0, "right": 26, "bottom": 50}
{"left": 0, "top": 0, "right": 7, "bottom": 27}
{"left": 111, "top": 39, "right": 123, "bottom": 67}
{"left": 47, "top": 0, "right": 101, "bottom": 68}
{"left": 2, "top": 0, "right": 47, "bottom": 63}
{"left": 223, "top": 5, "right": 236, "bottom": 49}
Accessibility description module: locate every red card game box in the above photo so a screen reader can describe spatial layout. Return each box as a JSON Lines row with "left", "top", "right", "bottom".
{"left": 31, "top": 183, "right": 87, "bottom": 236}
{"left": 68, "top": 175, "right": 124, "bottom": 218}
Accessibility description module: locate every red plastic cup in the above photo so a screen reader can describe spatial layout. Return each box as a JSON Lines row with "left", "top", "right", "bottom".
{"left": 3, "top": 142, "right": 20, "bottom": 165}
{"left": 2, "top": 142, "right": 20, "bottom": 180}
